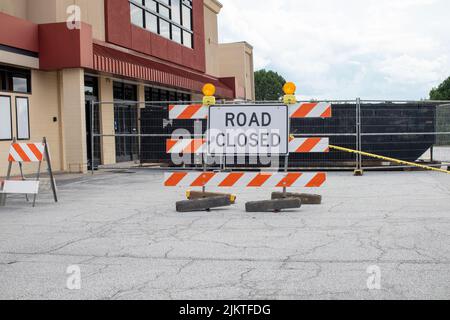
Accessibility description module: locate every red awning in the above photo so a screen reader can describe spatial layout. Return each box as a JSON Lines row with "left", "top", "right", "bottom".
{"left": 92, "top": 42, "right": 235, "bottom": 99}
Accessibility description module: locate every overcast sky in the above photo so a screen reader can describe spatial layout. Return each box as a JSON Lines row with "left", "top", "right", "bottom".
{"left": 218, "top": 0, "right": 450, "bottom": 100}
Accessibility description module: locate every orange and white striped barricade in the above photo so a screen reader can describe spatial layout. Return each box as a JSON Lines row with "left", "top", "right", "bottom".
{"left": 168, "top": 102, "right": 332, "bottom": 120}
{"left": 0, "top": 137, "right": 58, "bottom": 207}
{"left": 164, "top": 100, "right": 332, "bottom": 212}
{"left": 165, "top": 137, "right": 330, "bottom": 210}
{"left": 166, "top": 137, "right": 330, "bottom": 155}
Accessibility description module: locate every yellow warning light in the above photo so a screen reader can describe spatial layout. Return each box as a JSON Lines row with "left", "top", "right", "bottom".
{"left": 283, "top": 82, "right": 296, "bottom": 95}
{"left": 202, "top": 83, "right": 216, "bottom": 97}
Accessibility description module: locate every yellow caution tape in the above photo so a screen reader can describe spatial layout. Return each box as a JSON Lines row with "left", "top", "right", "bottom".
{"left": 329, "top": 145, "right": 450, "bottom": 175}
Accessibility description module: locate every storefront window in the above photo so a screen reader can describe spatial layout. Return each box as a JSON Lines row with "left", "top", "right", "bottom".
{"left": 129, "top": 0, "right": 194, "bottom": 48}
{"left": 16, "top": 97, "right": 30, "bottom": 140}
{"left": 0, "top": 96, "right": 12, "bottom": 140}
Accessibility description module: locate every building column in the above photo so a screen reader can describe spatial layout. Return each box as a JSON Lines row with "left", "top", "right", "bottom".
{"left": 59, "top": 68, "right": 87, "bottom": 173}
{"left": 99, "top": 76, "right": 116, "bottom": 165}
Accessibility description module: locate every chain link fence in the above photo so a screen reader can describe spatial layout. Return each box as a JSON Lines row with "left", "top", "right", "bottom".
{"left": 88, "top": 99, "right": 450, "bottom": 173}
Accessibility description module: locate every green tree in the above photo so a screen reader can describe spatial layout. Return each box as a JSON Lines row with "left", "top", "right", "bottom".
{"left": 430, "top": 77, "right": 450, "bottom": 100}
{"left": 254, "top": 69, "right": 286, "bottom": 101}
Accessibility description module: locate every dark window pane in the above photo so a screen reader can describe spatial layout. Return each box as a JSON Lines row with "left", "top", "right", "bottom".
{"left": 182, "top": 30, "right": 192, "bottom": 48}
{"left": 159, "top": 19, "right": 170, "bottom": 39}
{"left": 169, "top": 91, "right": 176, "bottom": 102}
{"left": 113, "top": 82, "right": 124, "bottom": 100}
{"left": 13, "top": 77, "right": 28, "bottom": 93}
{"left": 171, "top": 0, "right": 181, "bottom": 24}
{"left": 145, "top": 12, "right": 158, "bottom": 32}
{"left": 0, "top": 71, "right": 6, "bottom": 91}
{"left": 172, "top": 26, "right": 182, "bottom": 43}
{"left": 130, "top": 4, "right": 144, "bottom": 28}
{"left": 124, "top": 84, "right": 137, "bottom": 101}
{"left": 145, "top": 87, "right": 152, "bottom": 101}
{"left": 182, "top": 4, "right": 191, "bottom": 30}
{"left": 84, "top": 75, "right": 98, "bottom": 97}
{"left": 160, "top": 90, "right": 169, "bottom": 101}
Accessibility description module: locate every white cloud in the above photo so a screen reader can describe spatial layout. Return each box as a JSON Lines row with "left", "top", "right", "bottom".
{"left": 218, "top": 0, "right": 450, "bottom": 100}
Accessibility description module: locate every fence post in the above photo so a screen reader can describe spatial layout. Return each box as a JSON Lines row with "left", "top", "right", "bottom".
{"left": 354, "top": 98, "right": 363, "bottom": 176}
{"left": 90, "top": 100, "right": 95, "bottom": 175}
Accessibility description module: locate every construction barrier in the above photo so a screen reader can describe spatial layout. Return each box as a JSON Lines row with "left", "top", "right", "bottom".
{"left": 164, "top": 172, "right": 326, "bottom": 188}
{"left": 169, "top": 102, "right": 332, "bottom": 120}
{"left": 163, "top": 83, "right": 331, "bottom": 213}
{"left": 0, "top": 137, "right": 58, "bottom": 207}
{"left": 166, "top": 138, "right": 330, "bottom": 154}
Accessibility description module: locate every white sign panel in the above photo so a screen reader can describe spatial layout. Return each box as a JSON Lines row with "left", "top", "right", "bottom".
{"left": 208, "top": 105, "right": 289, "bottom": 155}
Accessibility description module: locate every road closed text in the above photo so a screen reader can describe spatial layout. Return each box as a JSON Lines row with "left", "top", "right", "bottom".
{"left": 208, "top": 105, "right": 289, "bottom": 155}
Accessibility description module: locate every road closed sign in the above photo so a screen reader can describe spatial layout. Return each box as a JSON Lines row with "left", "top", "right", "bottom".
{"left": 208, "top": 105, "right": 289, "bottom": 155}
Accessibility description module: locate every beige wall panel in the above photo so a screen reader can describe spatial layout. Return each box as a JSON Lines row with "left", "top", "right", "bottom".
{"left": 204, "top": 2, "right": 220, "bottom": 77}
{"left": 0, "top": 50, "right": 39, "bottom": 69}
{"left": 25, "top": 0, "right": 105, "bottom": 41}
{"left": 26, "top": 0, "right": 57, "bottom": 23}
{"left": 0, "top": 0, "right": 28, "bottom": 19}
{"left": 59, "top": 68, "right": 87, "bottom": 173}
{"left": 98, "top": 76, "right": 115, "bottom": 165}
{"left": 218, "top": 42, "right": 255, "bottom": 100}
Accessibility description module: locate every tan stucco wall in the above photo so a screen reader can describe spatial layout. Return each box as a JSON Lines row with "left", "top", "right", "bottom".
{"left": 0, "top": 50, "right": 39, "bottom": 70}
{"left": 204, "top": 0, "right": 222, "bottom": 77}
{"left": 0, "top": 0, "right": 105, "bottom": 41}
{"left": 218, "top": 42, "right": 255, "bottom": 100}
{"left": 98, "top": 76, "right": 116, "bottom": 165}
{"left": 0, "top": 0, "right": 27, "bottom": 19}
{"left": 59, "top": 68, "right": 87, "bottom": 173}
{"left": 0, "top": 70, "right": 63, "bottom": 177}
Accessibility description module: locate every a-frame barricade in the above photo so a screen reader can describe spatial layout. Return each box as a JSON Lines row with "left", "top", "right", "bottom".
{"left": 0, "top": 137, "right": 58, "bottom": 207}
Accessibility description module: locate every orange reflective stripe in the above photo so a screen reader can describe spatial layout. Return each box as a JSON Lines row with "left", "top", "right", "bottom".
{"left": 247, "top": 173, "right": 271, "bottom": 187}
{"left": 292, "top": 103, "right": 317, "bottom": 118}
{"left": 28, "top": 144, "right": 43, "bottom": 161}
{"left": 177, "top": 104, "right": 203, "bottom": 119}
{"left": 219, "top": 173, "right": 244, "bottom": 187}
{"left": 166, "top": 139, "right": 178, "bottom": 153}
{"left": 298, "top": 138, "right": 321, "bottom": 153}
{"left": 305, "top": 173, "right": 326, "bottom": 187}
{"left": 12, "top": 144, "right": 30, "bottom": 162}
{"left": 321, "top": 106, "right": 332, "bottom": 118}
{"left": 191, "top": 172, "right": 215, "bottom": 187}
{"left": 276, "top": 173, "right": 302, "bottom": 188}
{"left": 164, "top": 172, "right": 188, "bottom": 186}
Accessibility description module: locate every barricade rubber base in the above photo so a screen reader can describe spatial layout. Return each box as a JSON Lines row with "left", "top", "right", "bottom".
{"left": 271, "top": 192, "right": 322, "bottom": 205}
{"left": 187, "top": 191, "right": 236, "bottom": 204}
{"left": 245, "top": 198, "right": 302, "bottom": 213}
{"left": 176, "top": 196, "right": 233, "bottom": 213}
